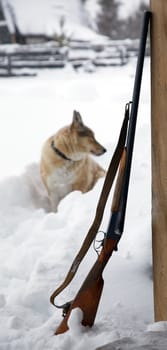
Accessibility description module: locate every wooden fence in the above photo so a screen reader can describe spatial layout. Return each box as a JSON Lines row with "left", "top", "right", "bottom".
{"left": 0, "top": 39, "right": 150, "bottom": 76}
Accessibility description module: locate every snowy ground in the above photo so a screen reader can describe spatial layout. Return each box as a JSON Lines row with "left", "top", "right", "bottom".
{"left": 0, "top": 58, "right": 166, "bottom": 350}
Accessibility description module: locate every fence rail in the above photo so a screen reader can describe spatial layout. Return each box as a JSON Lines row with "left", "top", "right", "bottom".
{"left": 0, "top": 39, "right": 150, "bottom": 76}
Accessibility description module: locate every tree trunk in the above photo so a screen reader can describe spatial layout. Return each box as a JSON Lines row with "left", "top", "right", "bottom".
{"left": 150, "top": 0, "right": 167, "bottom": 321}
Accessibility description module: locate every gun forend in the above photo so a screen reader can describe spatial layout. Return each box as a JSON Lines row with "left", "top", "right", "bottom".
{"left": 111, "top": 148, "right": 127, "bottom": 213}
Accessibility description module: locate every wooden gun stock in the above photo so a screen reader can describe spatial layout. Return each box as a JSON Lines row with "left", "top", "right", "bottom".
{"left": 55, "top": 149, "right": 126, "bottom": 335}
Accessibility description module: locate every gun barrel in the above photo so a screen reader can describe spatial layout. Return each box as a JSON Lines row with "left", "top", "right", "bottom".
{"left": 115, "top": 11, "right": 151, "bottom": 235}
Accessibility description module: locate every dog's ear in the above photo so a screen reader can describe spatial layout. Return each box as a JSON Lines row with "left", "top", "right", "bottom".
{"left": 72, "top": 110, "right": 84, "bottom": 128}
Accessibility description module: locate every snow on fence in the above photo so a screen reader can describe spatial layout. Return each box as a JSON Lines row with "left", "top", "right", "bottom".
{"left": 0, "top": 38, "right": 150, "bottom": 76}
{"left": 0, "top": 44, "right": 68, "bottom": 76}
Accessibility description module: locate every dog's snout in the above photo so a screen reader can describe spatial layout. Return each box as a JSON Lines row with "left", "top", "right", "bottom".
{"left": 99, "top": 146, "right": 107, "bottom": 155}
{"left": 93, "top": 146, "right": 107, "bottom": 156}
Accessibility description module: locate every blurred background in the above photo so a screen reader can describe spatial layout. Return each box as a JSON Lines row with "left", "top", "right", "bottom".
{"left": 0, "top": 0, "right": 149, "bottom": 76}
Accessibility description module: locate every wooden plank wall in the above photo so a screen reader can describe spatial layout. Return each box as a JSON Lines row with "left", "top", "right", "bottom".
{"left": 150, "top": 0, "right": 167, "bottom": 321}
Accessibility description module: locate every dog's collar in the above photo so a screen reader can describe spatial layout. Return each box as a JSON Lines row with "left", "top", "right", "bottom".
{"left": 51, "top": 140, "right": 72, "bottom": 161}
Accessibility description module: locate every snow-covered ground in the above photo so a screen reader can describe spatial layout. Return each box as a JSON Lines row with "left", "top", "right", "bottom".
{"left": 0, "top": 57, "right": 167, "bottom": 349}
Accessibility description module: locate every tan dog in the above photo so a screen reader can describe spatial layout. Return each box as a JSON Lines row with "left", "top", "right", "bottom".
{"left": 40, "top": 110, "right": 106, "bottom": 212}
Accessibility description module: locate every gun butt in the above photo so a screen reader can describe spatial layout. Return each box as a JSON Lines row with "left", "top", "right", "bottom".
{"left": 55, "top": 276, "right": 104, "bottom": 335}
{"left": 55, "top": 238, "right": 117, "bottom": 335}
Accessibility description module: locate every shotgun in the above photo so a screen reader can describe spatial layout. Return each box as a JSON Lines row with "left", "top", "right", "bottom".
{"left": 54, "top": 10, "right": 151, "bottom": 335}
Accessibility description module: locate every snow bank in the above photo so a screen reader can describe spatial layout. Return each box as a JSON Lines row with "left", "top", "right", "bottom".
{"left": 0, "top": 57, "right": 165, "bottom": 349}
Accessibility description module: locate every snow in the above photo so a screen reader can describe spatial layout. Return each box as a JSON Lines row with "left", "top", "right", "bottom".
{"left": 0, "top": 56, "right": 167, "bottom": 349}
{"left": 4, "top": 0, "right": 99, "bottom": 40}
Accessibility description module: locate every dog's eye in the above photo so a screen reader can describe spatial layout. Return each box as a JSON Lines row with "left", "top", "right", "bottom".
{"left": 78, "top": 130, "right": 87, "bottom": 137}
{"left": 78, "top": 129, "right": 94, "bottom": 138}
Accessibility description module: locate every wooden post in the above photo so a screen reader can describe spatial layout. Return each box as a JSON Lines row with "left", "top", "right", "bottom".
{"left": 150, "top": 0, "right": 167, "bottom": 321}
